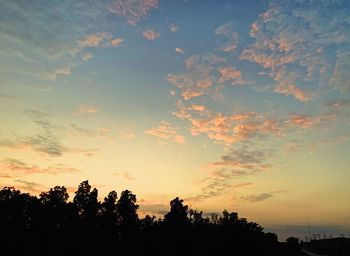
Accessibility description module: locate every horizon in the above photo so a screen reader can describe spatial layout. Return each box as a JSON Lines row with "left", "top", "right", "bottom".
{"left": 0, "top": 0, "right": 349, "bottom": 241}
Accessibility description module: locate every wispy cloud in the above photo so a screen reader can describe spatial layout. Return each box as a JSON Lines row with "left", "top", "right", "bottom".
{"left": 139, "top": 203, "right": 168, "bottom": 215}
{"left": 118, "top": 130, "right": 136, "bottom": 141}
{"left": 74, "top": 104, "right": 100, "bottom": 115}
{"left": 166, "top": 54, "right": 225, "bottom": 100}
{"left": 20, "top": 117, "right": 65, "bottom": 157}
{"left": 241, "top": 0, "right": 350, "bottom": 101}
{"left": 1, "top": 158, "right": 79, "bottom": 177}
{"left": 241, "top": 190, "right": 286, "bottom": 202}
{"left": 215, "top": 21, "right": 239, "bottom": 52}
{"left": 82, "top": 52, "right": 93, "bottom": 61}
{"left": 169, "top": 24, "right": 179, "bottom": 32}
{"left": 326, "top": 99, "right": 350, "bottom": 109}
{"left": 217, "top": 67, "right": 247, "bottom": 85}
{"left": 287, "top": 114, "right": 335, "bottom": 129}
{"left": 79, "top": 32, "right": 112, "bottom": 48}
{"left": 0, "top": 1, "right": 126, "bottom": 80}
{"left": 145, "top": 121, "right": 186, "bottom": 144}
{"left": 109, "top": 0, "right": 159, "bottom": 25}
{"left": 187, "top": 145, "right": 273, "bottom": 203}
{"left": 142, "top": 29, "right": 160, "bottom": 41}
{"left": 13, "top": 179, "right": 46, "bottom": 194}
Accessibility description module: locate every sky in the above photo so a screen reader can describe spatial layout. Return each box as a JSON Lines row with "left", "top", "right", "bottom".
{"left": 0, "top": 0, "right": 350, "bottom": 240}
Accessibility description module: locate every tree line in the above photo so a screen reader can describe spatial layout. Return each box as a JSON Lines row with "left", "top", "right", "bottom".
{"left": 0, "top": 180, "right": 301, "bottom": 256}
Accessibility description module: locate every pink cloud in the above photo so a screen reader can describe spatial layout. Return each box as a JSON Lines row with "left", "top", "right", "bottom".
{"left": 145, "top": 121, "right": 186, "bottom": 144}
{"left": 274, "top": 84, "right": 310, "bottom": 102}
{"left": 175, "top": 47, "right": 184, "bottom": 55}
{"left": 189, "top": 112, "right": 281, "bottom": 145}
{"left": 217, "top": 67, "right": 246, "bottom": 85}
{"left": 215, "top": 21, "right": 239, "bottom": 52}
{"left": 287, "top": 114, "right": 336, "bottom": 130}
{"left": 109, "top": 0, "right": 159, "bottom": 25}
{"left": 166, "top": 54, "right": 224, "bottom": 100}
{"left": 142, "top": 29, "right": 160, "bottom": 41}
{"left": 110, "top": 38, "right": 124, "bottom": 47}
{"left": 272, "top": 68, "right": 310, "bottom": 102}
{"left": 0, "top": 158, "right": 79, "bottom": 177}
{"left": 191, "top": 104, "right": 206, "bottom": 112}
{"left": 79, "top": 32, "right": 113, "bottom": 48}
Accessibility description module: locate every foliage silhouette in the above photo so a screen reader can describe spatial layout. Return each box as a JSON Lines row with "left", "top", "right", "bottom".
{"left": 0, "top": 181, "right": 303, "bottom": 256}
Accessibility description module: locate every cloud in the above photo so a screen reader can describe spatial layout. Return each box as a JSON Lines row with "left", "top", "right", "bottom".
{"left": 0, "top": 94, "right": 19, "bottom": 102}
{"left": 330, "top": 48, "right": 350, "bottom": 91}
{"left": 217, "top": 67, "right": 247, "bottom": 85}
{"left": 118, "top": 130, "right": 136, "bottom": 140}
{"left": 139, "top": 203, "right": 168, "bottom": 215}
{"left": 189, "top": 112, "right": 281, "bottom": 145}
{"left": 0, "top": 158, "right": 79, "bottom": 177}
{"left": 241, "top": 192, "right": 273, "bottom": 202}
{"left": 17, "top": 117, "right": 65, "bottom": 157}
{"left": 190, "top": 104, "right": 206, "bottom": 112}
{"left": 123, "top": 172, "right": 134, "bottom": 181}
{"left": 0, "top": 1, "right": 127, "bottom": 81}
{"left": 241, "top": 0, "right": 350, "bottom": 101}
{"left": 169, "top": 24, "right": 179, "bottom": 32}
{"left": 24, "top": 133, "right": 64, "bottom": 157}
{"left": 13, "top": 179, "right": 46, "bottom": 194}
{"left": 326, "top": 99, "right": 350, "bottom": 109}
{"left": 142, "top": 29, "right": 160, "bottom": 41}
{"left": 175, "top": 47, "right": 185, "bottom": 55}
{"left": 110, "top": 38, "right": 124, "bottom": 47}
{"left": 272, "top": 68, "right": 310, "bottom": 102}
{"left": 74, "top": 104, "right": 100, "bottom": 115}
{"left": 79, "top": 32, "right": 124, "bottom": 48}
{"left": 109, "top": 0, "right": 159, "bottom": 25}
{"left": 287, "top": 114, "right": 335, "bottom": 129}
{"left": 79, "top": 32, "right": 113, "bottom": 48}
{"left": 115, "top": 171, "right": 135, "bottom": 181}
{"left": 166, "top": 54, "right": 225, "bottom": 100}
{"left": 171, "top": 99, "right": 283, "bottom": 145}
{"left": 233, "top": 182, "right": 253, "bottom": 189}
{"left": 215, "top": 21, "right": 239, "bottom": 52}
{"left": 145, "top": 120, "right": 186, "bottom": 144}
{"left": 187, "top": 146, "right": 273, "bottom": 203}
{"left": 82, "top": 52, "right": 93, "bottom": 61}
{"left": 210, "top": 146, "right": 273, "bottom": 173}
{"left": 70, "top": 124, "right": 96, "bottom": 136}
{"left": 0, "top": 1, "right": 115, "bottom": 80}
{"left": 47, "top": 66, "right": 72, "bottom": 80}
{"left": 241, "top": 190, "right": 286, "bottom": 202}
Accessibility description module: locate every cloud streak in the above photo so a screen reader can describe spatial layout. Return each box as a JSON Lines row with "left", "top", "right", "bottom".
{"left": 0, "top": 158, "right": 79, "bottom": 177}
{"left": 145, "top": 121, "right": 186, "bottom": 144}
{"left": 187, "top": 145, "right": 274, "bottom": 203}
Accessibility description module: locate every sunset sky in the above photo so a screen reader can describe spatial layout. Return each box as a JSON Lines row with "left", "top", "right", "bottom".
{"left": 0, "top": 0, "right": 349, "bottom": 240}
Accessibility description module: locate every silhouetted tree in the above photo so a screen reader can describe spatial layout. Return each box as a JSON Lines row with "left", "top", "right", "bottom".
{"left": 116, "top": 190, "right": 139, "bottom": 228}
{"left": 73, "top": 180, "right": 98, "bottom": 220}
{"left": 164, "top": 197, "right": 189, "bottom": 226}
{"left": 0, "top": 181, "right": 293, "bottom": 256}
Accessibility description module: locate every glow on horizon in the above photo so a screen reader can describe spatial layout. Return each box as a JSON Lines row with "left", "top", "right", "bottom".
{"left": 0, "top": 0, "right": 349, "bottom": 240}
